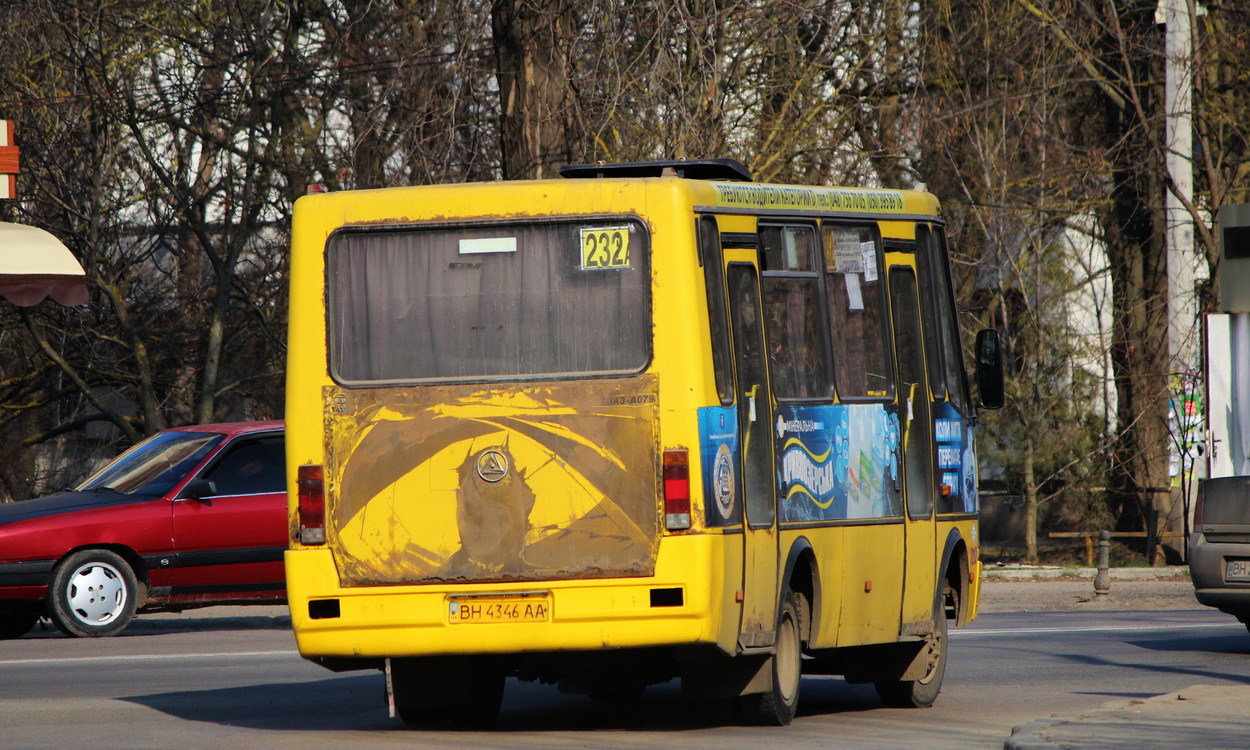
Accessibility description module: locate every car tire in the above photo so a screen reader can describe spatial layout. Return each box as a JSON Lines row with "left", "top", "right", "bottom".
{"left": 47, "top": 549, "right": 138, "bottom": 638}
{"left": 0, "top": 601, "right": 40, "bottom": 639}
{"left": 741, "top": 590, "right": 803, "bottom": 725}
{"left": 875, "top": 585, "right": 949, "bottom": 708}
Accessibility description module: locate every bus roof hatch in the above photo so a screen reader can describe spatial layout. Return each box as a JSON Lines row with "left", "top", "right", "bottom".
{"left": 559, "top": 158, "right": 753, "bottom": 182}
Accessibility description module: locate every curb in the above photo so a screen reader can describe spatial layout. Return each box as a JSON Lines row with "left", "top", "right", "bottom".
{"left": 1004, "top": 685, "right": 1250, "bottom": 750}
{"left": 982, "top": 566, "right": 1189, "bottom": 582}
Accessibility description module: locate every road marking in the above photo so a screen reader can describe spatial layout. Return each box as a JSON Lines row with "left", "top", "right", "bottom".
{"left": 954, "top": 622, "right": 1235, "bottom": 637}
{"left": 0, "top": 649, "right": 298, "bottom": 666}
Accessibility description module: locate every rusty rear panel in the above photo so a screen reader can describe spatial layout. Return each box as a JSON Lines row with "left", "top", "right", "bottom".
{"left": 324, "top": 375, "right": 661, "bottom": 586}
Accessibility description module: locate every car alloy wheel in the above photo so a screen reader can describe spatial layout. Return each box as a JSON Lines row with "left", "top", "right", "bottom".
{"left": 48, "top": 549, "right": 138, "bottom": 638}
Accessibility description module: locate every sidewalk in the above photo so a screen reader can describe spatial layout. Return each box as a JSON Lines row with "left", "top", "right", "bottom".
{"left": 1005, "top": 685, "right": 1250, "bottom": 750}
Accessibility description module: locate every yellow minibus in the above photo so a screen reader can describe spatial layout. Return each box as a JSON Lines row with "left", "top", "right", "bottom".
{"left": 284, "top": 159, "right": 1004, "bottom": 726}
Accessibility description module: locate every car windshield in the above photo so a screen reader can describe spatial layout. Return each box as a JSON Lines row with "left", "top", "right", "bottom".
{"left": 75, "top": 431, "right": 225, "bottom": 496}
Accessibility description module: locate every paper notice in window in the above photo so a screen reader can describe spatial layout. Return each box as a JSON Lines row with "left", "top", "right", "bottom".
{"left": 861, "top": 241, "right": 878, "bottom": 282}
{"left": 845, "top": 273, "right": 865, "bottom": 310}
{"left": 834, "top": 235, "right": 864, "bottom": 274}
{"left": 459, "top": 237, "right": 516, "bottom": 254}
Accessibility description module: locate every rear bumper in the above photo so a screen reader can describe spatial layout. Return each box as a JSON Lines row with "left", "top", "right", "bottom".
{"left": 286, "top": 534, "right": 731, "bottom": 660}
{"left": 1189, "top": 533, "right": 1250, "bottom": 617}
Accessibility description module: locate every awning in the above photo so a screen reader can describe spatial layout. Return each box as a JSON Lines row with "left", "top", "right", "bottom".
{"left": 0, "top": 221, "right": 88, "bottom": 306}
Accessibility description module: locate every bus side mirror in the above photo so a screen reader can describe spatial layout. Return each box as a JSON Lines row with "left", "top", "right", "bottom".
{"left": 975, "top": 329, "right": 1005, "bottom": 410}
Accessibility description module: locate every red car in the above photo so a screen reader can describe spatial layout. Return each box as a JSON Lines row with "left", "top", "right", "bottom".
{"left": 0, "top": 421, "right": 286, "bottom": 638}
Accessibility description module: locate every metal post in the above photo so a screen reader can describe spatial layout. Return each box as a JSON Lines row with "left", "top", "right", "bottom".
{"left": 1094, "top": 530, "right": 1111, "bottom": 596}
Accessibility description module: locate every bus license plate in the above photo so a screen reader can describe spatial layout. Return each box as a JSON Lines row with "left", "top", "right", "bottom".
{"left": 449, "top": 598, "right": 550, "bottom": 625}
{"left": 1227, "top": 560, "right": 1250, "bottom": 581}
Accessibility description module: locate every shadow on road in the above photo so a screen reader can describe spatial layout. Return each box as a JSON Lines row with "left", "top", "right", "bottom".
{"left": 121, "top": 674, "right": 895, "bottom": 734}
{"left": 1129, "top": 632, "right": 1250, "bottom": 655}
{"left": 21, "top": 613, "right": 291, "bottom": 639}
{"left": 121, "top": 673, "right": 389, "bottom": 731}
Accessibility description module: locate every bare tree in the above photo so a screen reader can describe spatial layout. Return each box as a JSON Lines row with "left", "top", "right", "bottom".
{"left": 916, "top": 0, "right": 1116, "bottom": 560}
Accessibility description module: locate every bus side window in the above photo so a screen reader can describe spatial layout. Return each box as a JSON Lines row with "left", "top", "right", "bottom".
{"left": 910, "top": 235, "right": 946, "bottom": 402}
{"left": 699, "top": 216, "right": 734, "bottom": 405}
{"left": 759, "top": 225, "right": 832, "bottom": 400}
{"left": 821, "top": 224, "right": 895, "bottom": 400}
{"left": 889, "top": 267, "right": 935, "bottom": 521}
{"left": 917, "top": 224, "right": 971, "bottom": 414}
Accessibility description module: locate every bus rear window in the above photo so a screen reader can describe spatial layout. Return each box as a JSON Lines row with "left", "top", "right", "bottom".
{"left": 327, "top": 220, "right": 650, "bottom": 384}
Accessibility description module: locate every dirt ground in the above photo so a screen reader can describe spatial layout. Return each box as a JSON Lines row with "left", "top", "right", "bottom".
{"left": 978, "top": 577, "right": 1204, "bottom": 613}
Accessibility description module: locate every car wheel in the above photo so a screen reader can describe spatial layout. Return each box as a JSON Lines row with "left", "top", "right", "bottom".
{"left": 0, "top": 601, "right": 40, "bottom": 639}
{"left": 47, "top": 549, "right": 138, "bottom": 638}
{"left": 741, "top": 590, "right": 803, "bottom": 725}
{"left": 875, "top": 586, "right": 949, "bottom": 708}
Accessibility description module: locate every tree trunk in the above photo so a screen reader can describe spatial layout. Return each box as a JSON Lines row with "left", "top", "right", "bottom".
{"left": 492, "top": 0, "right": 583, "bottom": 179}
{"left": 1103, "top": 77, "right": 1174, "bottom": 560}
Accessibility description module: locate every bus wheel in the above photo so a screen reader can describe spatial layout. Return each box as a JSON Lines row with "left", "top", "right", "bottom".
{"left": 875, "top": 590, "right": 948, "bottom": 708}
{"left": 47, "top": 549, "right": 138, "bottom": 638}
{"left": 742, "top": 591, "right": 802, "bottom": 725}
{"left": 391, "top": 658, "right": 504, "bottom": 727}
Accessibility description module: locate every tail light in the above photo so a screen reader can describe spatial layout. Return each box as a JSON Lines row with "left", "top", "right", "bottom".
{"left": 298, "top": 464, "right": 326, "bottom": 545}
{"left": 1193, "top": 479, "right": 1205, "bottom": 531}
{"left": 664, "top": 449, "right": 691, "bottom": 531}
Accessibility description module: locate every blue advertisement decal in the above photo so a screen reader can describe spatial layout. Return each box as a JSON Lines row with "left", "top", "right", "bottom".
{"left": 774, "top": 404, "right": 902, "bottom": 522}
{"left": 698, "top": 407, "right": 741, "bottom": 527}
{"left": 933, "top": 402, "right": 976, "bottom": 513}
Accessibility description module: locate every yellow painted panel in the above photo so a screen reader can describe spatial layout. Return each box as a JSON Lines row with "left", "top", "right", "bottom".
{"left": 837, "top": 523, "right": 905, "bottom": 645}
{"left": 879, "top": 220, "right": 920, "bottom": 241}
{"left": 779, "top": 526, "right": 845, "bottom": 649}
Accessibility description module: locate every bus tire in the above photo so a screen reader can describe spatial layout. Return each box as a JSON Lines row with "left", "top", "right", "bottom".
{"left": 742, "top": 591, "right": 802, "bottom": 725}
{"left": 391, "top": 659, "right": 504, "bottom": 727}
{"left": 47, "top": 549, "right": 138, "bottom": 638}
{"left": 875, "top": 588, "right": 948, "bottom": 708}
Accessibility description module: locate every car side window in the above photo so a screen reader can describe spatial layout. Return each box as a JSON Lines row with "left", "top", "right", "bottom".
{"left": 201, "top": 437, "right": 285, "bottom": 496}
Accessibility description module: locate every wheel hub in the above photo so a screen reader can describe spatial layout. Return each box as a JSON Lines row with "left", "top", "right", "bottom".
{"left": 68, "top": 563, "right": 126, "bottom": 624}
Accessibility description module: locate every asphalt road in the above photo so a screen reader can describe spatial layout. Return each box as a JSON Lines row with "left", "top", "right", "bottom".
{"left": 2, "top": 607, "right": 1248, "bottom": 749}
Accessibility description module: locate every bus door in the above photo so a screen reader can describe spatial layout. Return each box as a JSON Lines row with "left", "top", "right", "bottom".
{"left": 888, "top": 265, "right": 939, "bottom": 630}
{"left": 726, "top": 261, "right": 780, "bottom": 649}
